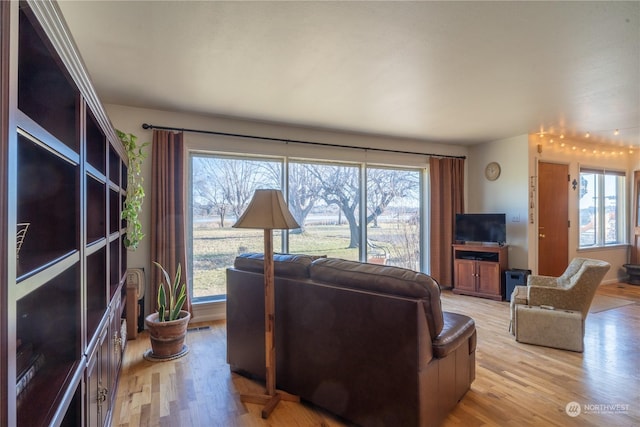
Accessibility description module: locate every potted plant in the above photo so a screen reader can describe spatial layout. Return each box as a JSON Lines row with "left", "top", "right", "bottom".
{"left": 144, "top": 262, "right": 191, "bottom": 360}
{"left": 117, "top": 130, "right": 149, "bottom": 251}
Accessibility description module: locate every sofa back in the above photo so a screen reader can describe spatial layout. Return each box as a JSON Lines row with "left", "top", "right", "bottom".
{"left": 310, "top": 258, "right": 444, "bottom": 339}
{"left": 233, "top": 252, "right": 315, "bottom": 278}
{"left": 233, "top": 254, "right": 445, "bottom": 340}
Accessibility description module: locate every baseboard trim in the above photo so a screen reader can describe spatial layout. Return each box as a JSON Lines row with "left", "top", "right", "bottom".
{"left": 191, "top": 300, "right": 226, "bottom": 322}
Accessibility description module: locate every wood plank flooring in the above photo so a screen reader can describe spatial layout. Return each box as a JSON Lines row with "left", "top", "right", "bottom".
{"left": 111, "top": 283, "right": 640, "bottom": 426}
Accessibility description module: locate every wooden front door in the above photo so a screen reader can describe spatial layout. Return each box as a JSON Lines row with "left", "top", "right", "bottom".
{"left": 631, "top": 170, "right": 640, "bottom": 263}
{"left": 538, "top": 162, "right": 569, "bottom": 275}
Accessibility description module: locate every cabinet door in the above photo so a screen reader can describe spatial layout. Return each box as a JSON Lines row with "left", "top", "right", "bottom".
{"left": 99, "top": 322, "right": 111, "bottom": 427}
{"left": 86, "top": 327, "right": 107, "bottom": 427}
{"left": 108, "top": 303, "right": 124, "bottom": 406}
{"left": 454, "top": 260, "right": 477, "bottom": 291}
{"left": 477, "top": 261, "right": 501, "bottom": 296}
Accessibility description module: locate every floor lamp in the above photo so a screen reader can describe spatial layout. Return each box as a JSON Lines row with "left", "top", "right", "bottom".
{"left": 233, "top": 189, "right": 301, "bottom": 418}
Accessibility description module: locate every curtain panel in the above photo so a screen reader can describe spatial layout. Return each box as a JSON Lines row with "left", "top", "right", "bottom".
{"left": 429, "top": 157, "right": 465, "bottom": 287}
{"left": 150, "top": 130, "right": 192, "bottom": 315}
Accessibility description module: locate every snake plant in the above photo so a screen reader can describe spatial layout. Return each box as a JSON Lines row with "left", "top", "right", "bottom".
{"left": 154, "top": 262, "right": 187, "bottom": 322}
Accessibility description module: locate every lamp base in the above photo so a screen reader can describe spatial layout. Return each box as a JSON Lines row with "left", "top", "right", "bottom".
{"left": 241, "top": 390, "right": 300, "bottom": 419}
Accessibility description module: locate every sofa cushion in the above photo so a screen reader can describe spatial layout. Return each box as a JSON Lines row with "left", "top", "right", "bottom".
{"left": 432, "top": 312, "right": 476, "bottom": 358}
{"left": 234, "top": 253, "right": 316, "bottom": 278}
{"left": 309, "top": 257, "right": 444, "bottom": 338}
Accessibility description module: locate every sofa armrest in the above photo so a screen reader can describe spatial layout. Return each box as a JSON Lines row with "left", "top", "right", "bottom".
{"left": 432, "top": 312, "right": 476, "bottom": 358}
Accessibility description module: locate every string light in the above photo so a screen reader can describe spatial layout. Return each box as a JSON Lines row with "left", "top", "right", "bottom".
{"left": 543, "top": 140, "right": 638, "bottom": 156}
{"left": 543, "top": 126, "right": 638, "bottom": 140}
{"left": 533, "top": 128, "right": 640, "bottom": 157}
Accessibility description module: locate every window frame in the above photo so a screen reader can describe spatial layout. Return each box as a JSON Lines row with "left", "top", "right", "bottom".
{"left": 578, "top": 166, "right": 627, "bottom": 249}
{"left": 188, "top": 150, "right": 428, "bottom": 303}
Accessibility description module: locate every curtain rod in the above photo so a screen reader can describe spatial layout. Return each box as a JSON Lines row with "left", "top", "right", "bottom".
{"left": 141, "top": 123, "right": 466, "bottom": 160}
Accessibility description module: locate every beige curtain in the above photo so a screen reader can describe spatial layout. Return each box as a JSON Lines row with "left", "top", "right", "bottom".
{"left": 150, "top": 130, "right": 191, "bottom": 315}
{"left": 429, "top": 157, "right": 465, "bottom": 288}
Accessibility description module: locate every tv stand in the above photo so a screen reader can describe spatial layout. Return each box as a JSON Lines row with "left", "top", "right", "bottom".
{"left": 452, "top": 244, "right": 508, "bottom": 300}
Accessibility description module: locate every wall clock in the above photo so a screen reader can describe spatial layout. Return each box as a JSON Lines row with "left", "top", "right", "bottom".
{"left": 485, "top": 162, "right": 501, "bottom": 181}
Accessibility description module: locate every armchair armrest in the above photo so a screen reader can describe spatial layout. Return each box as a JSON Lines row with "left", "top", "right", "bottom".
{"left": 527, "top": 275, "right": 559, "bottom": 288}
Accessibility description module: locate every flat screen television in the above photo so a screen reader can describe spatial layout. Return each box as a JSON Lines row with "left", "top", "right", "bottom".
{"left": 455, "top": 213, "right": 506, "bottom": 245}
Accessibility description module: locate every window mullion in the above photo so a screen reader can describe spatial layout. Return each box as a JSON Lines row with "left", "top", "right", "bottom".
{"left": 359, "top": 164, "right": 367, "bottom": 263}
{"left": 598, "top": 174, "right": 606, "bottom": 245}
{"left": 282, "top": 158, "right": 289, "bottom": 254}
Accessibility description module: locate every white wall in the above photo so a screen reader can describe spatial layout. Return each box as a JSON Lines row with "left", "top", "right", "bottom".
{"left": 467, "top": 135, "right": 530, "bottom": 270}
{"left": 527, "top": 135, "right": 633, "bottom": 283}
{"left": 105, "top": 103, "right": 469, "bottom": 319}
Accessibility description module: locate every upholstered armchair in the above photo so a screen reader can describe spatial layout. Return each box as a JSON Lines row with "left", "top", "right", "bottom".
{"left": 509, "top": 258, "right": 610, "bottom": 352}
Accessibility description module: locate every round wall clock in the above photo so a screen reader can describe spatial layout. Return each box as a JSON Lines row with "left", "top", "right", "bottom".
{"left": 484, "top": 162, "right": 501, "bottom": 181}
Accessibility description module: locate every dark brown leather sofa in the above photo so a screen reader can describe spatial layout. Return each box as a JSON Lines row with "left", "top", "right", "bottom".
{"left": 227, "top": 254, "right": 476, "bottom": 427}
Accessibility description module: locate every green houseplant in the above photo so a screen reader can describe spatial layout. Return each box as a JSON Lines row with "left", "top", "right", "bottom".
{"left": 117, "top": 130, "right": 149, "bottom": 250}
{"left": 153, "top": 261, "right": 187, "bottom": 322}
{"left": 144, "top": 262, "right": 191, "bottom": 360}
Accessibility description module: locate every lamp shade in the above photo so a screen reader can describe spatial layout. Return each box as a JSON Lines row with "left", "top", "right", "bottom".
{"left": 233, "top": 189, "right": 300, "bottom": 230}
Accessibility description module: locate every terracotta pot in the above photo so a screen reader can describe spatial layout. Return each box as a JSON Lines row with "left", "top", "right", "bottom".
{"left": 144, "top": 310, "right": 191, "bottom": 358}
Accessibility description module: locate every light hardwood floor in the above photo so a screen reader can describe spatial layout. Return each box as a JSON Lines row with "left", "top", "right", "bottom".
{"left": 111, "top": 283, "right": 640, "bottom": 427}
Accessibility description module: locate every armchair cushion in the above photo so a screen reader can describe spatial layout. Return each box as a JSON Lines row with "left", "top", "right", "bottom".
{"left": 526, "top": 259, "right": 610, "bottom": 316}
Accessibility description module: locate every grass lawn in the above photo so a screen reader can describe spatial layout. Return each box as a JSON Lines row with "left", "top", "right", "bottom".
{"left": 192, "top": 221, "right": 417, "bottom": 299}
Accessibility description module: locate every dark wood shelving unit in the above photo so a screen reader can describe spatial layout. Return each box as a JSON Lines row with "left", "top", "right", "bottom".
{"left": 3, "top": 1, "right": 129, "bottom": 425}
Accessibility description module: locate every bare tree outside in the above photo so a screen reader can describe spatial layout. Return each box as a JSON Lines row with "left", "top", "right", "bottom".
{"left": 193, "top": 156, "right": 281, "bottom": 226}
{"left": 287, "top": 162, "right": 323, "bottom": 233}
{"left": 367, "top": 168, "right": 420, "bottom": 269}
{"left": 192, "top": 157, "right": 228, "bottom": 227}
{"left": 386, "top": 211, "right": 420, "bottom": 270}
{"left": 367, "top": 168, "right": 419, "bottom": 225}
{"left": 306, "top": 163, "right": 361, "bottom": 247}
{"left": 191, "top": 155, "right": 282, "bottom": 300}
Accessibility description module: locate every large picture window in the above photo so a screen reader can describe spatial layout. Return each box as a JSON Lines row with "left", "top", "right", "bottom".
{"left": 189, "top": 153, "right": 426, "bottom": 302}
{"left": 190, "top": 155, "right": 282, "bottom": 301}
{"left": 288, "top": 161, "right": 360, "bottom": 260}
{"left": 579, "top": 168, "right": 626, "bottom": 248}
{"left": 366, "top": 167, "right": 421, "bottom": 270}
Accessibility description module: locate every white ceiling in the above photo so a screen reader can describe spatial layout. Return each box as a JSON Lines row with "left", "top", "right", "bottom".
{"left": 58, "top": 0, "right": 640, "bottom": 147}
